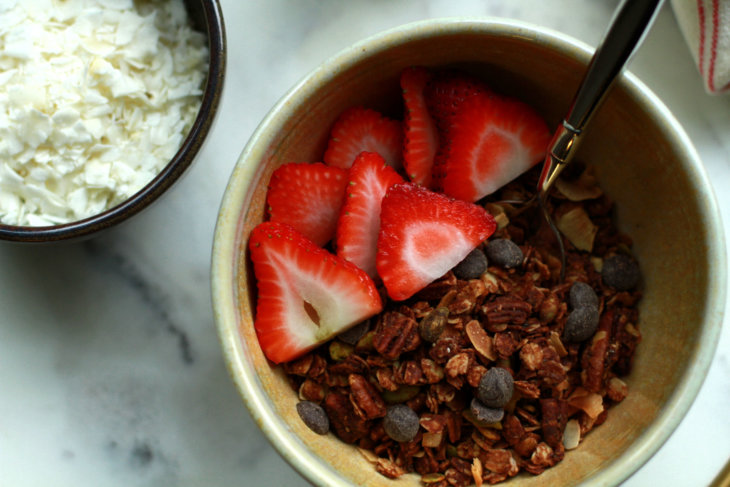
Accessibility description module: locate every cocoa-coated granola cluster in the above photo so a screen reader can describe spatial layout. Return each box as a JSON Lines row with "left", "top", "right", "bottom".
{"left": 285, "top": 165, "right": 642, "bottom": 486}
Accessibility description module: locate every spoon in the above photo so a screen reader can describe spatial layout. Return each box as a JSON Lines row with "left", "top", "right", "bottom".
{"left": 517, "top": 0, "right": 664, "bottom": 280}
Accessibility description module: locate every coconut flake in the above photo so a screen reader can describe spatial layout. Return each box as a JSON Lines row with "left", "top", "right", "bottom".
{"left": 0, "top": 0, "right": 207, "bottom": 226}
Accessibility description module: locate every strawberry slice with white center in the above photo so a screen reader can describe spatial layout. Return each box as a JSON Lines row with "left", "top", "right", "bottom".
{"left": 249, "top": 222, "right": 383, "bottom": 364}
{"left": 266, "top": 162, "right": 348, "bottom": 247}
{"left": 323, "top": 106, "right": 403, "bottom": 170}
{"left": 438, "top": 91, "right": 550, "bottom": 202}
{"left": 376, "top": 183, "right": 496, "bottom": 301}
{"left": 400, "top": 66, "right": 439, "bottom": 188}
{"left": 336, "top": 151, "right": 404, "bottom": 279}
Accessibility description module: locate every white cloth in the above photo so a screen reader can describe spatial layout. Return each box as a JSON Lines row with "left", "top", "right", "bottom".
{"left": 671, "top": 0, "right": 730, "bottom": 94}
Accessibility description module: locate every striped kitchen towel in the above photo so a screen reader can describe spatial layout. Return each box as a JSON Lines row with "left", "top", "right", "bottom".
{"left": 671, "top": 0, "right": 730, "bottom": 94}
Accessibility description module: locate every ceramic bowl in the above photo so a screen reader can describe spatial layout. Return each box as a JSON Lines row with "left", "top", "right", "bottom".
{"left": 0, "top": 0, "right": 226, "bottom": 243}
{"left": 211, "top": 19, "right": 726, "bottom": 487}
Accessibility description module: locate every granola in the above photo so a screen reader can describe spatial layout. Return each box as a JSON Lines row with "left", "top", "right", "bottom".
{"left": 286, "top": 164, "right": 642, "bottom": 486}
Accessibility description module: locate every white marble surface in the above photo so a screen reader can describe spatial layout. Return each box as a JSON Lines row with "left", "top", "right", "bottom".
{"left": 1, "top": 1, "right": 728, "bottom": 486}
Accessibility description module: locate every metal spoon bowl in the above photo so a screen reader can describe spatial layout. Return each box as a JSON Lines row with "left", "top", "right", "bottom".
{"left": 509, "top": 0, "right": 665, "bottom": 280}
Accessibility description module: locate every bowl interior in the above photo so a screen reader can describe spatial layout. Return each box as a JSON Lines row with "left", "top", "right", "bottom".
{"left": 213, "top": 20, "right": 725, "bottom": 487}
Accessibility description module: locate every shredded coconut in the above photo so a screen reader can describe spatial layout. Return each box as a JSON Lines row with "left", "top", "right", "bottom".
{"left": 0, "top": 0, "right": 208, "bottom": 226}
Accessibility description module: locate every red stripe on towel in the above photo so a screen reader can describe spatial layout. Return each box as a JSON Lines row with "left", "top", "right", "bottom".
{"left": 708, "top": 0, "right": 720, "bottom": 92}
{"left": 698, "top": 0, "right": 706, "bottom": 77}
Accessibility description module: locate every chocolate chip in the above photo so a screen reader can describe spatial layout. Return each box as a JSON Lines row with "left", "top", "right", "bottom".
{"left": 296, "top": 401, "right": 330, "bottom": 435}
{"left": 569, "top": 281, "right": 599, "bottom": 309}
{"left": 476, "top": 367, "right": 513, "bottom": 408}
{"left": 602, "top": 254, "right": 640, "bottom": 291}
{"left": 338, "top": 319, "right": 370, "bottom": 345}
{"left": 470, "top": 398, "right": 504, "bottom": 424}
{"left": 383, "top": 404, "right": 420, "bottom": 442}
{"left": 485, "top": 238, "right": 523, "bottom": 269}
{"left": 562, "top": 307, "right": 600, "bottom": 342}
{"left": 452, "top": 248, "right": 488, "bottom": 280}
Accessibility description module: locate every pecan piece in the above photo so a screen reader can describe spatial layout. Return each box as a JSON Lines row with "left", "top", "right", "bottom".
{"left": 349, "top": 374, "right": 387, "bottom": 420}
{"left": 328, "top": 354, "right": 369, "bottom": 376}
{"left": 394, "top": 360, "right": 423, "bottom": 386}
{"left": 481, "top": 295, "right": 532, "bottom": 325}
{"left": 502, "top": 414, "right": 525, "bottom": 446}
{"left": 540, "top": 398, "right": 567, "bottom": 449}
{"left": 581, "top": 328, "right": 610, "bottom": 393}
{"left": 373, "top": 311, "right": 421, "bottom": 360}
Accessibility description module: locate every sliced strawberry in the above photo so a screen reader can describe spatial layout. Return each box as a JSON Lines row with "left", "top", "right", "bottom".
{"left": 266, "top": 162, "right": 348, "bottom": 247}
{"left": 424, "top": 69, "right": 492, "bottom": 129}
{"left": 424, "top": 70, "right": 493, "bottom": 189}
{"left": 439, "top": 91, "right": 550, "bottom": 202}
{"left": 400, "top": 66, "right": 439, "bottom": 188}
{"left": 376, "top": 183, "right": 496, "bottom": 301}
{"left": 249, "top": 222, "right": 383, "bottom": 364}
{"left": 336, "top": 152, "right": 404, "bottom": 279}
{"left": 323, "top": 106, "right": 403, "bottom": 170}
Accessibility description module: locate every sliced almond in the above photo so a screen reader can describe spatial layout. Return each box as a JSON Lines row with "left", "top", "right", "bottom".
{"left": 562, "top": 419, "right": 581, "bottom": 450}
{"left": 465, "top": 319, "right": 497, "bottom": 361}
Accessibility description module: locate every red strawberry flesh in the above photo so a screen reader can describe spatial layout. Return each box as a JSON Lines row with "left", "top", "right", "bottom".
{"left": 249, "top": 222, "right": 382, "bottom": 364}
{"left": 336, "top": 152, "right": 404, "bottom": 279}
{"left": 424, "top": 70, "right": 492, "bottom": 129}
{"left": 439, "top": 91, "right": 550, "bottom": 202}
{"left": 400, "top": 66, "right": 439, "bottom": 188}
{"left": 376, "top": 183, "right": 496, "bottom": 301}
{"left": 266, "top": 162, "right": 347, "bottom": 246}
{"left": 323, "top": 106, "right": 403, "bottom": 170}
